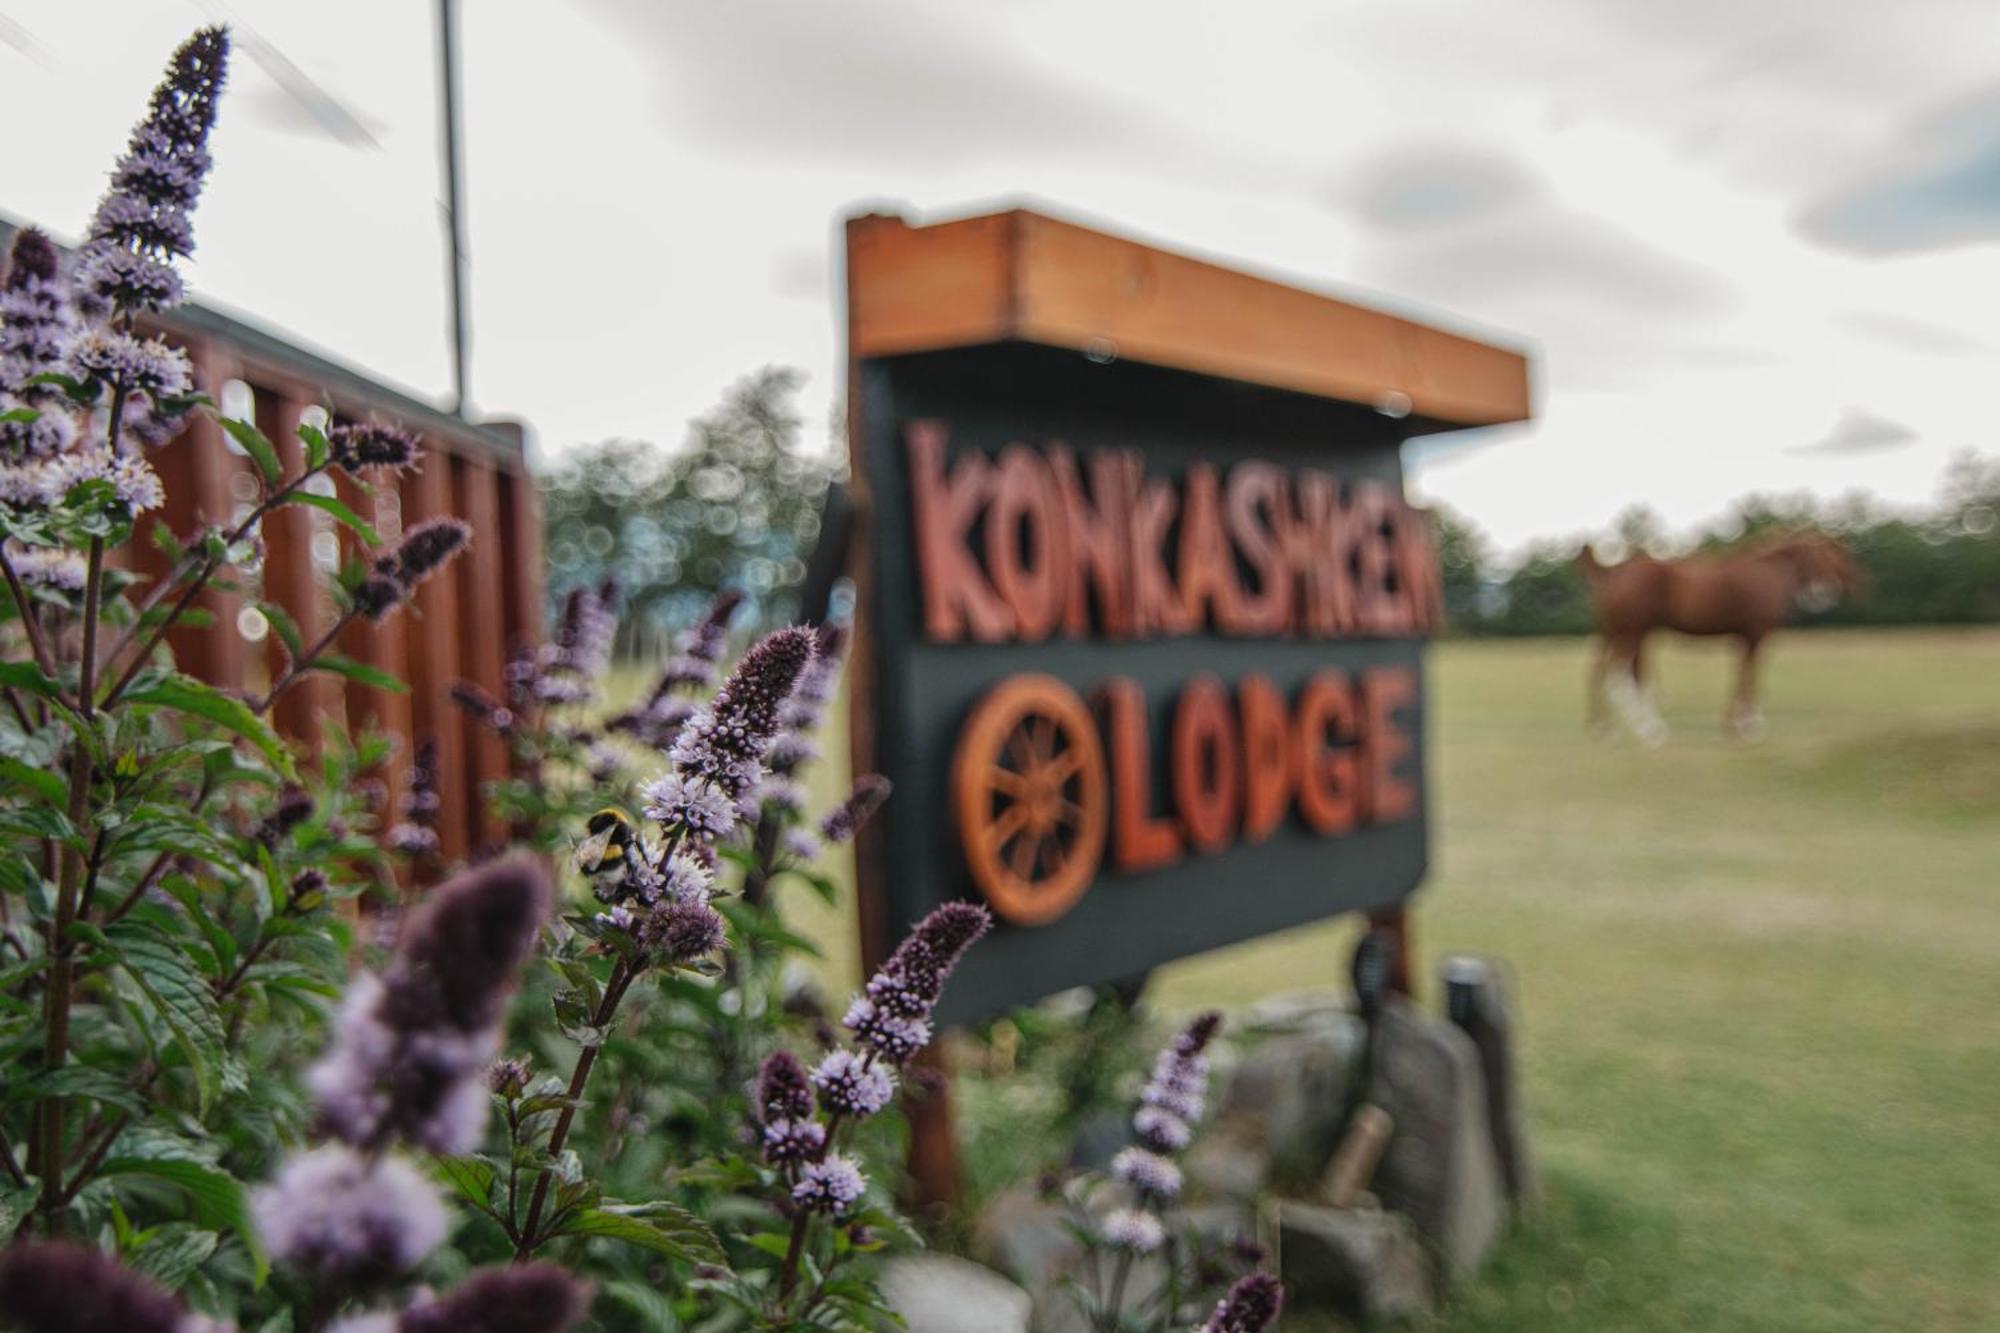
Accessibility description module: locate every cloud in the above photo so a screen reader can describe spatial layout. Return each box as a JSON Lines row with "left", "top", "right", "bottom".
{"left": 1335, "top": 140, "right": 1732, "bottom": 329}
{"left": 1789, "top": 409, "right": 1918, "bottom": 456}
{"left": 1336, "top": 142, "right": 1545, "bottom": 230}
{"left": 581, "top": 0, "right": 1160, "bottom": 167}
{"left": 1836, "top": 309, "right": 1985, "bottom": 357}
{"left": 1796, "top": 85, "right": 2000, "bottom": 254}
{"left": 771, "top": 248, "right": 827, "bottom": 301}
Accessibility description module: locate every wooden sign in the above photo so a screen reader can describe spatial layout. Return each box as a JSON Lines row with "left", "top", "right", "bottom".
{"left": 843, "top": 208, "right": 1529, "bottom": 1024}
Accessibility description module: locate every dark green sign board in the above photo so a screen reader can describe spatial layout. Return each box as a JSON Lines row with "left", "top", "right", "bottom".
{"left": 842, "top": 209, "right": 1528, "bottom": 1025}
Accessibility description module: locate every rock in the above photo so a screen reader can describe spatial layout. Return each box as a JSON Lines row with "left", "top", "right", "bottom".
{"left": 973, "top": 1182, "right": 1182, "bottom": 1333}
{"left": 971, "top": 1184, "right": 1097, "bottom": 1333}
{"left": 1442, "top": 956, "right": 1537, "bottom": 1208}
{"left": 1181, "top": 1116, "right": 1268, "bottom": 1203}
{"left": 1277, "top": 1201, "right": 1435, "bottom": 1322}
{"left": 880, "top": 1255, "right": 1033, "bottom": 1333}
{"left": 1214, "top": 1012, "right": 1364, "bottom": 1191}
{"left": 1366, "top": 997, "right": 1507, "bottom": 1282}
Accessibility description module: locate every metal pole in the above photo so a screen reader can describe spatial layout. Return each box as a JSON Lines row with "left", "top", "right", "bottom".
{"left": 436, "top": 0, "right": 470, "bottom": 417}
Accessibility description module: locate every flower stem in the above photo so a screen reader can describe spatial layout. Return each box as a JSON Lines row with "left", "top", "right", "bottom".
{"left": 1101, "top": 1252, "right": 1134, "bottom": 1333}
{"left": 250, "top": 609, "right": 354, "bottom": 715}
{"left": 0, "top": 545, "right": 56, "bottom": 683}
{"left": 513, "top": 955, "right": 638, "bottom": 1258}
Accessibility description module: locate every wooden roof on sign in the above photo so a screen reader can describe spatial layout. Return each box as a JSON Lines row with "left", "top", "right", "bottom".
{"left": 845, "top": 207, "right": 1532, "bottom": 434}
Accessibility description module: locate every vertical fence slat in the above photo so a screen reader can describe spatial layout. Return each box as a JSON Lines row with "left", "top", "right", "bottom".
{"left": 120, "top": 296, "right": 540, "bottom": 873}
{"left": 178, "top": 341, "right": 250, "bottom": 691}
{"left": 256, "top": 389, "right": 340, "bottom": 750}
{"left": 334, "top": 470, "right": 413, "bottom": 831}
{"left": 401, "top": 447, "right": 471, "bottom": 864}
{"left": 452, "top": 454, "right": 511, "bottom": 852}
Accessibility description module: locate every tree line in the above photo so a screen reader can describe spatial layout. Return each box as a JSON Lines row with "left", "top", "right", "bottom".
{"left": 541, "top": 372, "right": 1998, "bottom": 646}
{"left": 1436, "top": 452, "right": 2000, "bottom": 636}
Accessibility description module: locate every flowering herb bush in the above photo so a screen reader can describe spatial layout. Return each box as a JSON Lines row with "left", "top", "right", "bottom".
{"left": 0, "top": 22, "right": 468, "bottom": 1308}
{"left": 0, "top": 24, "right": 1005, "bottom": 1333}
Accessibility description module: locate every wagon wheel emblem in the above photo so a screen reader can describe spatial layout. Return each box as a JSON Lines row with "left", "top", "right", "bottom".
{"left": 952, "top": 674, "right": 1108, "bottom": 926}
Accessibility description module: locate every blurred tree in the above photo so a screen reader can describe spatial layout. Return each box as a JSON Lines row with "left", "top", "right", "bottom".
{"left": 1429, "top": 504, "right": 1491, "bottom": 633}
{"left": 540, "top": 367, "right": 838, "bottom": 658}
{"left": 1611, "top": 503, "right": 1670, "bottom": 558}
{"left": 1484, "top": 539, "right": 1595, "bottom": 636}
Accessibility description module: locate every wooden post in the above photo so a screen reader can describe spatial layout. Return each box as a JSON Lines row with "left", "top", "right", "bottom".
{"left": 1367, "top": 904, "right": 1416, "bottom": 1000}
{"left": 903, "top": 1043, "right": 961, "bottom": 1212}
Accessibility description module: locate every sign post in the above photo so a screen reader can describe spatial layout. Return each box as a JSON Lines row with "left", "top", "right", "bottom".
{"left": 840, "top": 207, "right": 1529, "bottom": 1195}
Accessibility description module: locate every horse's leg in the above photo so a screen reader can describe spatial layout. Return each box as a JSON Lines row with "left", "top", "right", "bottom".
{"left": 1630, "top": 633, "right": 1667, "bottom": 745}
{"left": 1586, "top": 637, "right": 1611, "bottom": 735}
{"left": 1727, "top": 635, "right": 1766, "bottom": 740}
{"left": 1605, "top": 634, "right": 1668, "bottom": 746}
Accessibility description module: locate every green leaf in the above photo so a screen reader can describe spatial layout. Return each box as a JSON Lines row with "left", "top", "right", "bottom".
{"left": 556, "top": 1203, "right": 729, "bottom": 1270}
{"left": 298, "top": 421, "right": 329, "bottom": 472}
{"left": 106, "top": 920, "right": 225, "bottom": 1115}
{"left": 259, "top": 600, "right": 303, "bottom": 656}
{"left": 126, "top": 1224, "right": 220, "bottom": 1288}
{"left": 0, "top": 659, "right": 62, "bottom": 700}
{"left": 124, "top": 672, "right": 296, "bottom": 780}
{"left": 434, "top": 1155, "right": 498, "bottom": 1212}
{"left": 284, "top": 490, "right": 380, "bottom": 546}
{"left": 313, "top": 654, "right": 408, "bottom": 694}
{"left": 0, "top": 755, "right": 64, "bottom": 806}
{"left": 603, "top": 1279, "right": 684, "bottom": 1331}
{"left": 98, "top": 1157, "right": 266, "bottom": 1285}
{"left": 216, "top": 415, "right": 283, "bottom": 487}
{"left": 0, "top": 406, "right": 37, "bottom": 424}
{"left": 2, "top": 1064, "right": 146, "bottom": 1115}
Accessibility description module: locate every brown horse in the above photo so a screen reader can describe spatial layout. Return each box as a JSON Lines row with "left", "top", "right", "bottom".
{"left": 1579, "top": 531, "right": 1863, "bottom": 741}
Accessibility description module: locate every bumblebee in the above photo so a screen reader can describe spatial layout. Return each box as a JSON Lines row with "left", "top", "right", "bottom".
{"left": 576, "top": 807, "right": 639, "bottom": 902}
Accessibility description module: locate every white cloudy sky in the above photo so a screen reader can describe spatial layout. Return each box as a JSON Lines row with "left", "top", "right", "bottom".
{"left": 4, "top": 0, "right": 1997, "bottom": 554}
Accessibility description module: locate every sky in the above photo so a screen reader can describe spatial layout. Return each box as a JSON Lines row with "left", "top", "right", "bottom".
{"left": 3, "top": 0, "right": 1997, "bottom": 556}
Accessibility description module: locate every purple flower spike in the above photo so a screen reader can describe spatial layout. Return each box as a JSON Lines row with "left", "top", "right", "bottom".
{"left": 0, "top": 229, "right": 81, "bottom": 457}
{"left": 1196, "top": 1272, "right": 1285, "bottom": 1333}
{"left": 253, "top": 1144, "right": 448, "bottom": 1283}
{"left": 811, "top": 1048, "right": 897, "bottom": 1118}
{"left": 329, "top": 421, "right": 421, "bottom": 475}
{"left": 845, "top": 902, "right": 991, "bottom": 1064}
{"left": 667, "top": 625, "right": 815, "bottom": 799}
{"left": 77, "top": 27, "right": 228, "bottom": 321}
{"left": 819, "top": 774, "right": 891, "bottom": 846}
{"left": 0, "top": 1242, "right": 193, "bottom": 1333}
{"left": 400, "top": 1263, "right": 591, "bottom": 1333}
{"left": 394, "top": 516, "right": 470, "bottom": 586}
{"left": 755, "top": 1048, "right": 814, "bottom": 1123}
{"left": 639, "top": 896, "right": 725, "bottom": 963}
{"left": 792, "top": 1154, "right": 867, "bottom": 1216}
{"left": 309, "top": 856, "right": 548, "bottom": 1152}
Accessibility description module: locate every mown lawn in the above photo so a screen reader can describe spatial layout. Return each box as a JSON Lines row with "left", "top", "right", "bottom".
{"left": 1154, "top": 629, "right": 2000, "bottom": 1331}
{"left": 649, "top": 626, "right": 1998, "bottom": 1328}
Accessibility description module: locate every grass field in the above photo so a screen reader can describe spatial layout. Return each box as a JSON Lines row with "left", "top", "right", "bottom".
{"left": 726, "top": 627, "right": 1999, "bottom": 1327}
{"left": 1150, "top": 629, "right": 2000, "bottom": 1331}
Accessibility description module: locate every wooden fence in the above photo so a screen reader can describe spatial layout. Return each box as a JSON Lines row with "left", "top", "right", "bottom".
{"left": 130, "top": 298, "right": 543, "bottom": 864}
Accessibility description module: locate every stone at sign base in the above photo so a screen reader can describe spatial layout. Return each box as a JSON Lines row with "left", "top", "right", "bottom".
{"left": 1367, "top": 997, "right": 1508, "bottom": 1281}
{"left": 1187, "top": 996, "right": 1364, "bottom": 1199}
{"left": 879, "top": 1255, "right": 1033, "bottom": 1333}
{"left": 1277, "top": 1200, "right": 1436, "bottom": 1323}
{"left": 1443, "top": 955, "right": 1538, "bottom": 1207}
